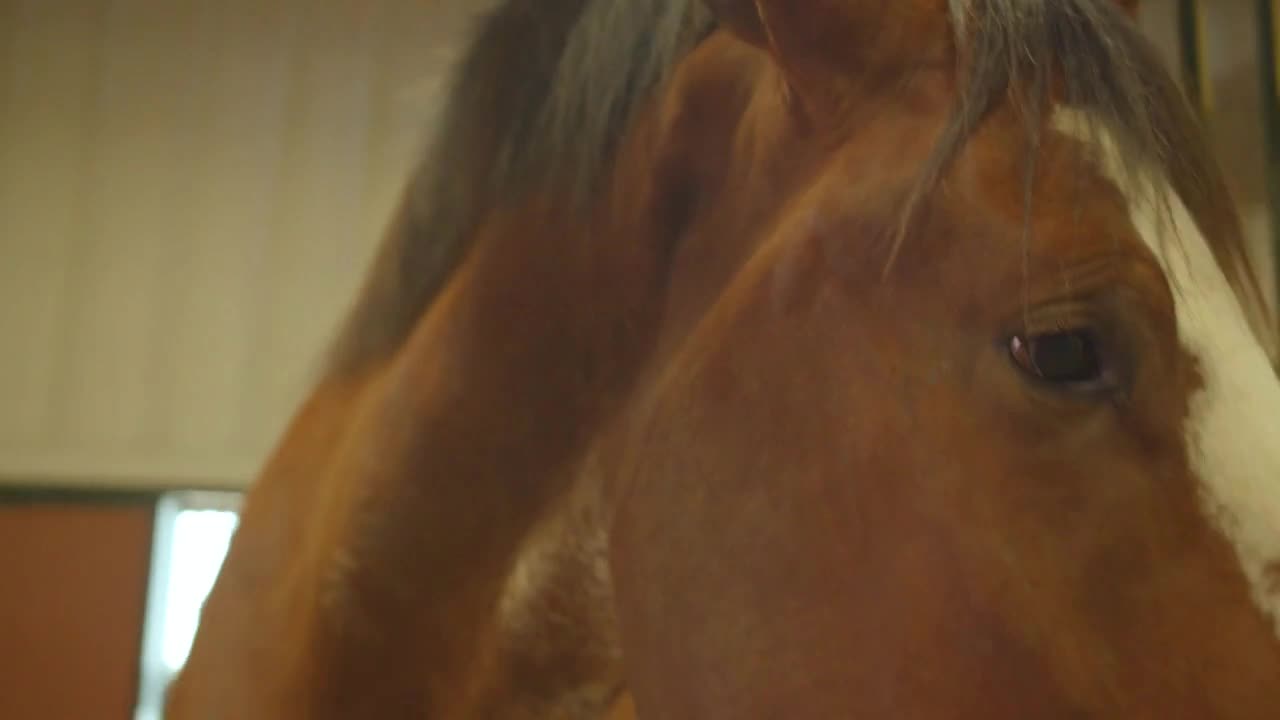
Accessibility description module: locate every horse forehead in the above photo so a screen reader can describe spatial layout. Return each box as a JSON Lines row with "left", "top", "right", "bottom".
{"left": 1051, "top": 110, "right": 1280, "bottom": 640}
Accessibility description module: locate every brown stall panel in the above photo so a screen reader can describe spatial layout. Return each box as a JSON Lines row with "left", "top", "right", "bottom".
{"left": 0, "top": 498, "right": 155, "bottom": 720}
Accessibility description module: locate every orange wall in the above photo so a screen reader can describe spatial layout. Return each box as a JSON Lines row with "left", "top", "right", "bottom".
{"left": 0, "top": 499, "right": 155, "bottom": 720}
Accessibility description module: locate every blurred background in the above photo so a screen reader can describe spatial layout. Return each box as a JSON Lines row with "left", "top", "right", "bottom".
{"left": 0, "top": 1, "right": 1276, "bottom": 718}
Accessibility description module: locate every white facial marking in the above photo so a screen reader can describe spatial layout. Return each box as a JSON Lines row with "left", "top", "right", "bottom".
{"left": 498, "top": 502, "right": 614, "bottom": 636}
{"left": 1054, "top": 110, "right": 1280, "bottom": 639}
{"left": 498, "top": 518, "right": 562, "bottom": 632}
{"left": 494, "top": 495, "right": 621, "bottom": 715}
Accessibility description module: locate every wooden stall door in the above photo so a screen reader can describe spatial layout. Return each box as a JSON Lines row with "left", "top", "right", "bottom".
{"left": 0, "top": 500, "right": 155, "bottom": 720}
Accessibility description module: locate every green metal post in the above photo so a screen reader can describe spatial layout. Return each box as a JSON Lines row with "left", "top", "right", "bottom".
{"left": 1257, "top": 0, "right": 1280, "bottom": 323}
{"left": 1178, "top": 0, "right": 1211, "bottom": 116}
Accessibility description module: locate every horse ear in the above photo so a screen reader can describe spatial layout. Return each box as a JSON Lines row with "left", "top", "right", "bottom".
{"left": 701, "top": 1, "right": 1138, "bottom": 113}
{"left": 702, "top": 1, "right": 954, "bottom": 114}
{"left": 1113, "top": 0, "right": 1139, "bottom": 17}
{"left": 702, "top": 0, "right": 768, "bottom": 47}
{"left": 703, "top": 1, "right": 1140, "bottom": 56}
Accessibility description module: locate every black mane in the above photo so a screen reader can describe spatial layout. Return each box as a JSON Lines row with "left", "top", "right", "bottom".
{"left": 326, "top": 0, "right": 712, "bottom": 372}
{"left": 327, "top": 0, "right": 1273, "bottom": 373}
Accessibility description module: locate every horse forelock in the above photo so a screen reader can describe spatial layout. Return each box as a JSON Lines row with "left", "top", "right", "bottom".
{"left": 895, "top": 0, "right": 1276, "bottom": 360}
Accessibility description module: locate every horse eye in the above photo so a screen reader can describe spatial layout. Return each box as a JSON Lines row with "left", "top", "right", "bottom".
{"left": 1009, "top": 330, "right": 1105, "bottom": 387}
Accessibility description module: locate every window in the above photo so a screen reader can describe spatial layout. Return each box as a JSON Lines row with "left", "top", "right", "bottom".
{"left": 134, "top": 491, "right": 242, "bottom": 720}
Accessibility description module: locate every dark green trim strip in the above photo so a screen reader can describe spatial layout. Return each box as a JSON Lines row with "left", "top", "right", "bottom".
{"left": 1258, "top": 0, "right": 1280, "bottom": 321}
{"left": 1177, "top": 0, "right": 1211, "bottom": 116}
{"left": 0, "top": 486, "right": 162, "bottom": 506}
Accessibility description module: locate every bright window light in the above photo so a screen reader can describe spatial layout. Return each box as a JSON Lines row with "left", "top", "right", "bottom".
{"left": 135, "top": 491, "right": 242, "bottom": 720}
{"left": 159, "top": 509, "right": 238, "bottom": 672}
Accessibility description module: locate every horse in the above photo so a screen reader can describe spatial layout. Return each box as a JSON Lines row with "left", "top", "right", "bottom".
{"left": 165, "top": 0, "right": 1280, "bottom": 717}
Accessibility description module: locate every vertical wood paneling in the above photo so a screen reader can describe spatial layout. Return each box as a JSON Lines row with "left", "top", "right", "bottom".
{"left": 0, "top": 1, "right": 107, "bottom": 446}
{"left": 164, "top": 0, "right": 302, "bottom": 459}
{"left": 53, "top": 0, "right": 202, "bottom": 452}
{"left": 0, "top": 0, "right": 456, "bottom": 488}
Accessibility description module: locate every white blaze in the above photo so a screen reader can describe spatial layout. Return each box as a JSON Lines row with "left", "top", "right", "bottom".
{"left": 1054, "top": 110, "right": 1280, "bottom": 638}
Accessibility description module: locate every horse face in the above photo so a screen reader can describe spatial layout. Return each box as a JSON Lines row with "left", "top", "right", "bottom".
{"left": 605, "top": 2, "right": 1280, "bottom": 717}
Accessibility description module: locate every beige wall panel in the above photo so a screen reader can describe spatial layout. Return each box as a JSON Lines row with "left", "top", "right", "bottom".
{"left": 0, "top": 0, "right": 482, "bottom": 489}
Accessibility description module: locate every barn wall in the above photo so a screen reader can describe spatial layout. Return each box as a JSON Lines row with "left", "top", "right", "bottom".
{"left": 0, "top": 0, "right": 1273, "bottom": 492}
{"left": 0, "top": 494, "right": 156, "bottom": 720}
{"left": 0, "top": 0, "right": 478, "bottom": 490}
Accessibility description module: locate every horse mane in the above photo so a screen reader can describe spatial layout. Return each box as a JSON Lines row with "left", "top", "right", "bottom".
{"left": 908, "top": 0, "right": 1276, "bottom": 356}
{"left": 326, "top": 0, "right": 713, "bottom": 372}
{"left": 328, "top": 0, "right": 1274, "bottom": 374}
